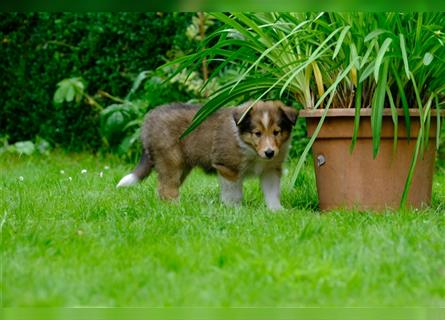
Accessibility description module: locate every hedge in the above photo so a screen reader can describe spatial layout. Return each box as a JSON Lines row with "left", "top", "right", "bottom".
{"left": 0, "top": 12, "right": 194, "bottom": 151}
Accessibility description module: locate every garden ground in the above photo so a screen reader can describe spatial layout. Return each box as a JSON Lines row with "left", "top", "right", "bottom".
{"left": 1, "top": 152, "right": 444, "bottom": 307}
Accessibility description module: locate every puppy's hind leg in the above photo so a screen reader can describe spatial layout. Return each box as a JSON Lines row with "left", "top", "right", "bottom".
{"left": 117, "top": 151, "right": 153, "bottom": 187}
{"left": 157, "top": 167, "right": 184, "bottom": 201}
{"left": 156, "top": 154, "right": 189, "bottom": 201}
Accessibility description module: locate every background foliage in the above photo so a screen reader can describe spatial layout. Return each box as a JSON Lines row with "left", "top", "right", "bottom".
{"left": 0, "top": 12, "right": 442, "bottom": 164}
{"left": 0, "top": 12, "right": 196, "bottom": 151}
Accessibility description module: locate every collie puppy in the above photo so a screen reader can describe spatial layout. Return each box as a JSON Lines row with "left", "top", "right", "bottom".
{"left": 117, "top": 100, "right": 297, "bottom": 211}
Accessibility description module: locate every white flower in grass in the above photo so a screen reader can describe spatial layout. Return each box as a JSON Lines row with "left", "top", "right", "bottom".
{"left": 60, "top": 170, "right": 65, "bottom": 175}
{"left": 99, "top": 171, "right": 104, "bottom": 178}
{"left": 104, "top": 166, "right": 110, "bottom": 170}
{"left": 18, "top": 176, "right": 24, "bottom": 181}
{"left": 68, "top": 176, "right": 72, "bottom": 181}
{"left": 81, "top": 169, "right": 87, "bottom": 174}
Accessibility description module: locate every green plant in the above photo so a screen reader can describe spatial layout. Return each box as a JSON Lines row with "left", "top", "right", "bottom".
{"left": 167, "top": 12, "right": 445, "bottom": 206}
{"left": 0, "top": 136, "right": 51, "bottom": 156}
{"left": 0, "top": 12, "right": 195, "bottom": 151}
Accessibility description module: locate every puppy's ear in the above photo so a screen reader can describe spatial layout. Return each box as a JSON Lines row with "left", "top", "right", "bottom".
{"left": 275, "top": 101, "right": 297, "bottom": 125}
{"left": 233, "top": 103, "right": 252, "bottom": 127}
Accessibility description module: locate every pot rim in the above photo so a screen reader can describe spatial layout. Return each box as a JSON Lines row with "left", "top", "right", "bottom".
{"left": 299, "top": 108, "right": 443, "bottom": 118}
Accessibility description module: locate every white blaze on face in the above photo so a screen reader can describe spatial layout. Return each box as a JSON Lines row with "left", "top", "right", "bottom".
{"left": 260, "top": 111, "right": 278, "bottom": 157}
{"left": 261, "top": 111, "right": 269, "bottom": 129}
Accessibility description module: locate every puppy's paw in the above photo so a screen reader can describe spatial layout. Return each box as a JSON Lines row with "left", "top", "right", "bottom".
{"left": 116, "top": 173, "right": 139, "bottom": 188}
{"left": 268, "top": 204, "right": 284, "bottom": 212}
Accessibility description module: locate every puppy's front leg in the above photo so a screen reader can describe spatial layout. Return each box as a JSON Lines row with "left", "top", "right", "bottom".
{"left": 261, "top": 170, "right": 283, "bottom": 211}
{"left": 218, "top": 175, "right": 243, "bottom": 206}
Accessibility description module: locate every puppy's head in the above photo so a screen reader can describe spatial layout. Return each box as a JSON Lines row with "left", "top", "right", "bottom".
{"left": 234, "top": 100, "right": 297, "bottom": 160}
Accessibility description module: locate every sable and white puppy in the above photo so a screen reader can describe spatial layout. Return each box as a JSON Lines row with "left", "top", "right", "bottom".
{"left": 117, "top": 100, "right": 297, "bottom": 211}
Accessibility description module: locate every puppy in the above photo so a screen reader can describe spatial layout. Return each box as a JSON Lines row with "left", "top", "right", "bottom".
{"left": 117, "top": 100, "right": 297, "bottom": 211}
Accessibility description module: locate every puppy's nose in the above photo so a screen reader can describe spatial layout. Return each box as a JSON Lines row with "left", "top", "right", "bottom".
{"left": 265, "top": 149, "right": 275, "bottom": 159}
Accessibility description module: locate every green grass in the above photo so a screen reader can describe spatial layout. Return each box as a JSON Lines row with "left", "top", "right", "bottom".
{"left": 1, "top": 152, "right": 444, "bottom": 307}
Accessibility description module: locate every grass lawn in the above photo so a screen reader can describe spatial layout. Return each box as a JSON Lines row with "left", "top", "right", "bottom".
{"left": 1, "top": 152, "right": 445, "bottom": 307}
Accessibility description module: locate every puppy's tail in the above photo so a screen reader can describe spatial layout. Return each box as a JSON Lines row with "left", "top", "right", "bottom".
{"left": 116, "top": 151, "right": 153, "bottom": 188}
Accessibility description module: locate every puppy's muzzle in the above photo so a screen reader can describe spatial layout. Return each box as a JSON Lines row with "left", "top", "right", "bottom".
{"left": 265, "top": 149, "right": 275, "bottom": 159}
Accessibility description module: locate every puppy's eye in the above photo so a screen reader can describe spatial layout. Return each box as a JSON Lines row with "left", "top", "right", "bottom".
{"left": 254, "top": 131, "right": 262, "bottom": 137}
{"left": 273, "top": 130, "right": 280, "bottom": 136}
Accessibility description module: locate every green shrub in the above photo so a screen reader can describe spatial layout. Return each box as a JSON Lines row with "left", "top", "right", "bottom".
{"left": 0, "top": 12, "right": 195, "bottom": 151}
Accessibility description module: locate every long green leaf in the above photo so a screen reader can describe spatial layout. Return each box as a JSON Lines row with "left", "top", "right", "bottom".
{"left": 211, "top": 13, "right": 263, "bottom": 47}
{"left": 374, "top": 37, "right": 393, "bottom": 82}
{"left": 180, "top": 78, "right": 277, "bottom": 139}
{"left": 290, "top": 91, "right": 336, "bottom": 188}
{"left": 360, "top": 38, "right": 377, "bottom": 69}
{"left": 350, "top": 75, "right": 363, "bottom": 153}
{"left": 400, "top": 93, "right": 433, "bottom": 207}
{"left": 279, "top": 27, "right": 343, "bottom": 99}
{"left": 290, "top": 59, "right": 358, "bottom": 185}
{"left": 371, "top": 59, "right": 389, "bottom": 158}
{"left": 400, "top": 113, "right": 423, "bottom": 208}
{"left": 410, "top": 71, "right": 424, "bottom": 118}
{"left": 233, "top": 12, "right": 273, "bottom": 47}
{"left": 333, "top": 26, "right": 350, "bottom": 59}
{"left": 230, "top": 19, "right": 310, "bottom": 94}
{"left": 436, "top": 95, "right": 441, "bottom": 150}
{"left": 423, "top": 96, "right": 433, "bottom": 155}
{"left": 364, "top": 29, "right": 389, "bottom": 42}
{"left": 399, "top": 34, "right": 411, "bottom": 80}
{"left": 390, "top": 63, "right": 411, "bottom": 141}
{"left": 359, "top": 60, "right": 375, "bottom": 83}
{"left": 386, "top": 86, "right": 398, "bottom": 155}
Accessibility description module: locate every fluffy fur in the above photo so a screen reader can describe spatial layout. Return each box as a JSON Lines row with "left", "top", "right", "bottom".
{"left": 117, "top": 100, "right": 297, "bottom": 211}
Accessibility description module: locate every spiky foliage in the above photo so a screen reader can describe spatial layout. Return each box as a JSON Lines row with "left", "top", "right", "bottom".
{"left": 165, "top": 12, "right": 445, "bottom": 206}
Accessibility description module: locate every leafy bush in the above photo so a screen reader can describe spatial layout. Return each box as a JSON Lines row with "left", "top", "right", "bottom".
{"left": 0, "top": 12, "right": 195, "bottom": 151}
{"left": 0, "top": 136, "right": 51, "bottom": 156}
{"left": 53, "top": 60, "right": 240, "bottom": 161}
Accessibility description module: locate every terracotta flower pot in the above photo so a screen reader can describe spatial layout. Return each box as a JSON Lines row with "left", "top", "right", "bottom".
{"left": 299, "top": 108, "right": 438, "bottom": 211}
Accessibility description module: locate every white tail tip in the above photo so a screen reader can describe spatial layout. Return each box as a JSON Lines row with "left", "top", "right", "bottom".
{"left": 116, "top": 173, "right": 139, "bottom": 188}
